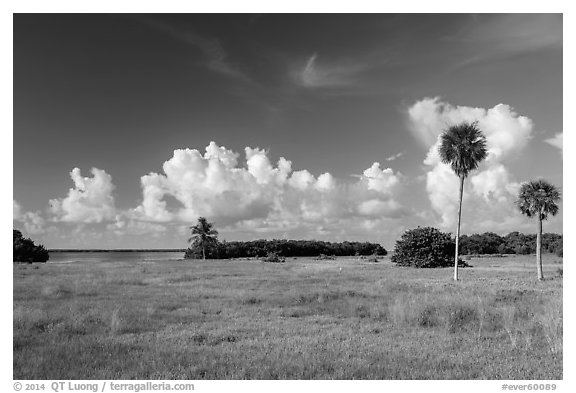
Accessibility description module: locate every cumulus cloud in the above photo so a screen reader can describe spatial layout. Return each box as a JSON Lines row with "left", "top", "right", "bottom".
{"left": 50, "top": 168, "right": 116, "bottom": 223}
{"left": 132, "top": 142, "right": 406, "bottom": 237}
{"left": 13, "top": 200, "right": 46, "bottom": 235}
{"left": 544, "top": 132, "right": 563, "bottom": 155}
{"left": 362, "top": 163, "right": 401, "bottom": 196}
{"left": 407, "top": 97, "right": 534, "bottom": 232}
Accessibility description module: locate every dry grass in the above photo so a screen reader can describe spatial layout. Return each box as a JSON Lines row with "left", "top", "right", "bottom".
{"left": 13, "top": 253, "right": 562, "bottom": 379}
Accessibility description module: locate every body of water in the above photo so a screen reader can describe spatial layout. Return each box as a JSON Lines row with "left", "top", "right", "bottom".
{"left": 47, "top": 251, "right": 185, "bottom": 264}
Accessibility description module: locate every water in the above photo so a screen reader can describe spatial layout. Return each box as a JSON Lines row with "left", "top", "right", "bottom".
{"left": 47, "top": 251, "right": 185, "bottom": 264}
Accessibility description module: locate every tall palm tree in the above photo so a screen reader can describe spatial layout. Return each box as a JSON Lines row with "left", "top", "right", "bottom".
{"left": 516, "top": 180, "right": 560, "bottom": 281}
{"left": 188, "top": 217, "right": 219, "bottom": 260}
{"left": 438, "top": 121, "right": 488, "bottom": 281}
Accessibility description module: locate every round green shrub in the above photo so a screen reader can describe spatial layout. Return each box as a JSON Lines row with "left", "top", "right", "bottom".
{"left": 391, "top": 226, "right": 455, "bottom": 268}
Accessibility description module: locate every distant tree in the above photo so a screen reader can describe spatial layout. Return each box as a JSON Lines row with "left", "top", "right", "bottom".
{"left": 188, "top": 217, "right": 219, "bottom": 260}
{"left": 438, "top": 122, "right": 488, "bottom": 280}
{"left": 460, "top": 232, "right": 505, "bottom": 255}
{"left": 13, "top": 229, "right": 49, "bottom": 263}
{"left": 516, "top": 179, "right": 561, "bottom": 280}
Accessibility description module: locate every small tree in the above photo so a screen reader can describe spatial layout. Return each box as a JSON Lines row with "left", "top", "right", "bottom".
{"left": 516, "top": 179, "right": 561, "bottom": 280}
{"left": 188, "top": 217, "right": 219, "bottom": 260}
{"left": 438, "top": 121, "right": 488, "bottom": 280}
{"left": 391, "top": 227, "right": 456, "bottom": 268}
{"left": 13, "top": 229, "right": 49, "bottom": 263}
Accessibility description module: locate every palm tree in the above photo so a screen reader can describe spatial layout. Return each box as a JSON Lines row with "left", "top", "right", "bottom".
{"left": 438, "top": 121, "right": 488, "bottom": 281}
{"left": 516, "top": 180, "right": 561, "bottom": 281}
{"left": 188, "top": 217, "right": 219, "bottom": 260}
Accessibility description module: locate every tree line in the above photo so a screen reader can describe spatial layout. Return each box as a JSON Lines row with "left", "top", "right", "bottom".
{"left": 185, "top": 236, "right": 387, "bottom": 260}
{"left": 459, "top": 232, "right": 562, "bottom": 256}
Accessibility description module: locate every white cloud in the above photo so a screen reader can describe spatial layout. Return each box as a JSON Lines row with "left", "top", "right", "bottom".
{"left": 295, "top": 53, "right": 368, "bottom": 89}
{"left": 407, "top": 97, "right": 534, "bottom": 233}
{"left": 132, "top": 142, "right": 406, "bottom": 239}
{"left": 288, "top": 170, "right": 315, "bottom": 190}
{"left": 357, "top": 199, "right": 402, "bottom": 217}
{"left": 13, "top": 200, "right": 46, "bottom": 235}
{"left": 362, "top": 162, "right": 401, "bottom": 196}
{"left": 13, "top": 200, "right": 22, "bottom": 221}
{"left": 315, "top": 173, "right": 336, "bottom": 191}
{"left": 408, "top": 97, "right": 533, "bottom": 161}
{"left": 386, "top": 152, "right": 404, "bottom": 161}
{"left": 50, "top": 168, "right": 116, "bottom": 223}
{"left": 107, "top": 215, "right": 167, "bottom": 237}
{"left": 544, "top": 132, "right": 563, "bottom": 155}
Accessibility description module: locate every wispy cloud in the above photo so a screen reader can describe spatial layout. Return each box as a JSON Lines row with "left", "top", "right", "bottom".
{"left": 294, "top": 53, "right": 371, "bottom": 89}
{"left": 135, "top": 16, "right": 249, "bottom": 82}
{"left": 448, "top": 14, "right": 562, "bottom": 69}
{"left": 386, "top": 152, "right": 405, "bottom": 162}
{"left": 544, "top": 132, "right": 563, "bottom": 156}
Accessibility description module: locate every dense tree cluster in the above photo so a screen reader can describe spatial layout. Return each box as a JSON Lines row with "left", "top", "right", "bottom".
{"left": 13, "top": 230, "right": 49, "bottom": 263}
{"left": 459, "top": 232, "right": 562, "bottom": 256}
{"left": 391, "top": 227, "right": 457, "bottom": 268}
{"left": 185, "top": 239, "right": 387, "bottom": 260}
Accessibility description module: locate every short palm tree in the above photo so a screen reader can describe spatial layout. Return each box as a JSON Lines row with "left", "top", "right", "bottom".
{"left": 438, "top": 121, "right": 488, "bottom": 281}
{"left": 516, "top": 180, "right": 561, "bottom": 280}
{"left": 188, "top": 217, "right": 219, "bottom": 260}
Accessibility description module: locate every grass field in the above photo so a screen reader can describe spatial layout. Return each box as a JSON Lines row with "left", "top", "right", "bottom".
{"left": 13, "top": 254, "right": 562, "bottom": 379}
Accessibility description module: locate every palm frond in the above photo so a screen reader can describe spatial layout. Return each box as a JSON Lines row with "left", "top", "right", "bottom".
{"left": 188, "top": 216, "right": 219, "bottom": 246}
{"left": 439, "top": 121, "right": 488, "bottom": 178}
{"left": 516, "top": 179, "right": 561, "bottom": 220}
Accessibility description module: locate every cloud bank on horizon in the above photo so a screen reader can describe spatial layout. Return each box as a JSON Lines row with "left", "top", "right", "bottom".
{"left": 13, "top": 97, "right": 562, "bottom": 247}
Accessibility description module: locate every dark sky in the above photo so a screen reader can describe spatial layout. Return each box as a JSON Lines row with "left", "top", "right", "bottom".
{"left": 13, "top": 14, "right": 563, "bottom": 248}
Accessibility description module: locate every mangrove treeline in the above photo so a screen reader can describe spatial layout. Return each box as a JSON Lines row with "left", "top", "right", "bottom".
{"left": 185, "top": 239, "right": 388, "bottom": 259}
{"left": 459, "top": 231, "right": 562, "bottom": 256}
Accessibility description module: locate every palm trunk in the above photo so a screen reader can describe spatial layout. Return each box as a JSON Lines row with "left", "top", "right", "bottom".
{"left": 536, "top": 215, "right": 543, "bottom": 281}
{"left": 454, "top": 175, "right": 465, "bottom": 281}
{"left": 202, "top": 243, "right": 206, "bottom": 260}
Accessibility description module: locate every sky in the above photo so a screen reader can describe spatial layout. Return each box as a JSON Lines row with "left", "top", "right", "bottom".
{"left": 12, "top": 13, "right": 563, "bottom": 250}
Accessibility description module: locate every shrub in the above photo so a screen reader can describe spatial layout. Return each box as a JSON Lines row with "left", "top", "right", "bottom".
{"left": 391, "top": 227, "right": 455, "bottom": 268}
{"left": 13, "top": 230, "right": 49, "bottom": 263}
{"left": 261, "top": 252, "right": 285, "bottom": 263}
{"left": 315, "top": 254, "right": 335, "bottom": 260}
{"left": 367, "top": 254, "right": 379, "bottom": 262}
{"left": 555, "top": 244, "right": 563, "bottom": 257}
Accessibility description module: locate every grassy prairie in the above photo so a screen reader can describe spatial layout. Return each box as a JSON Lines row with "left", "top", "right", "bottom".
{"left": 13, "top": 254, "right": 562, "bottom": 379}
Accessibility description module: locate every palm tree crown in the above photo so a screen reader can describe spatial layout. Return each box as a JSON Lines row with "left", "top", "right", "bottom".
{"left": 516, "top": 180, "right": 560, "bottom": 220}
{"left": 439, "top": 122, "right": 488, "bottom": 178}
{"left": 188, "top": 217, "right": 219, "bottom": 258}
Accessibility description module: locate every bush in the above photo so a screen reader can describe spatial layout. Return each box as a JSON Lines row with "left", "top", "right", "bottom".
{"left": 555, "top": 243, "right": 563, "bottom": 257}
{"left": 314, "top": 254, "right": 336, "bottom": 260}
{"left": 13, "top": 230, "right": 49, "bottom": 263}
{"left": 367, "top": 254, "right": 380, "bottom": 262}
{"left": 391, "top": 227, "right": 455, "bottom": 268}
{"left": 261, "top": 252, "right": 285, "bottom": 263}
